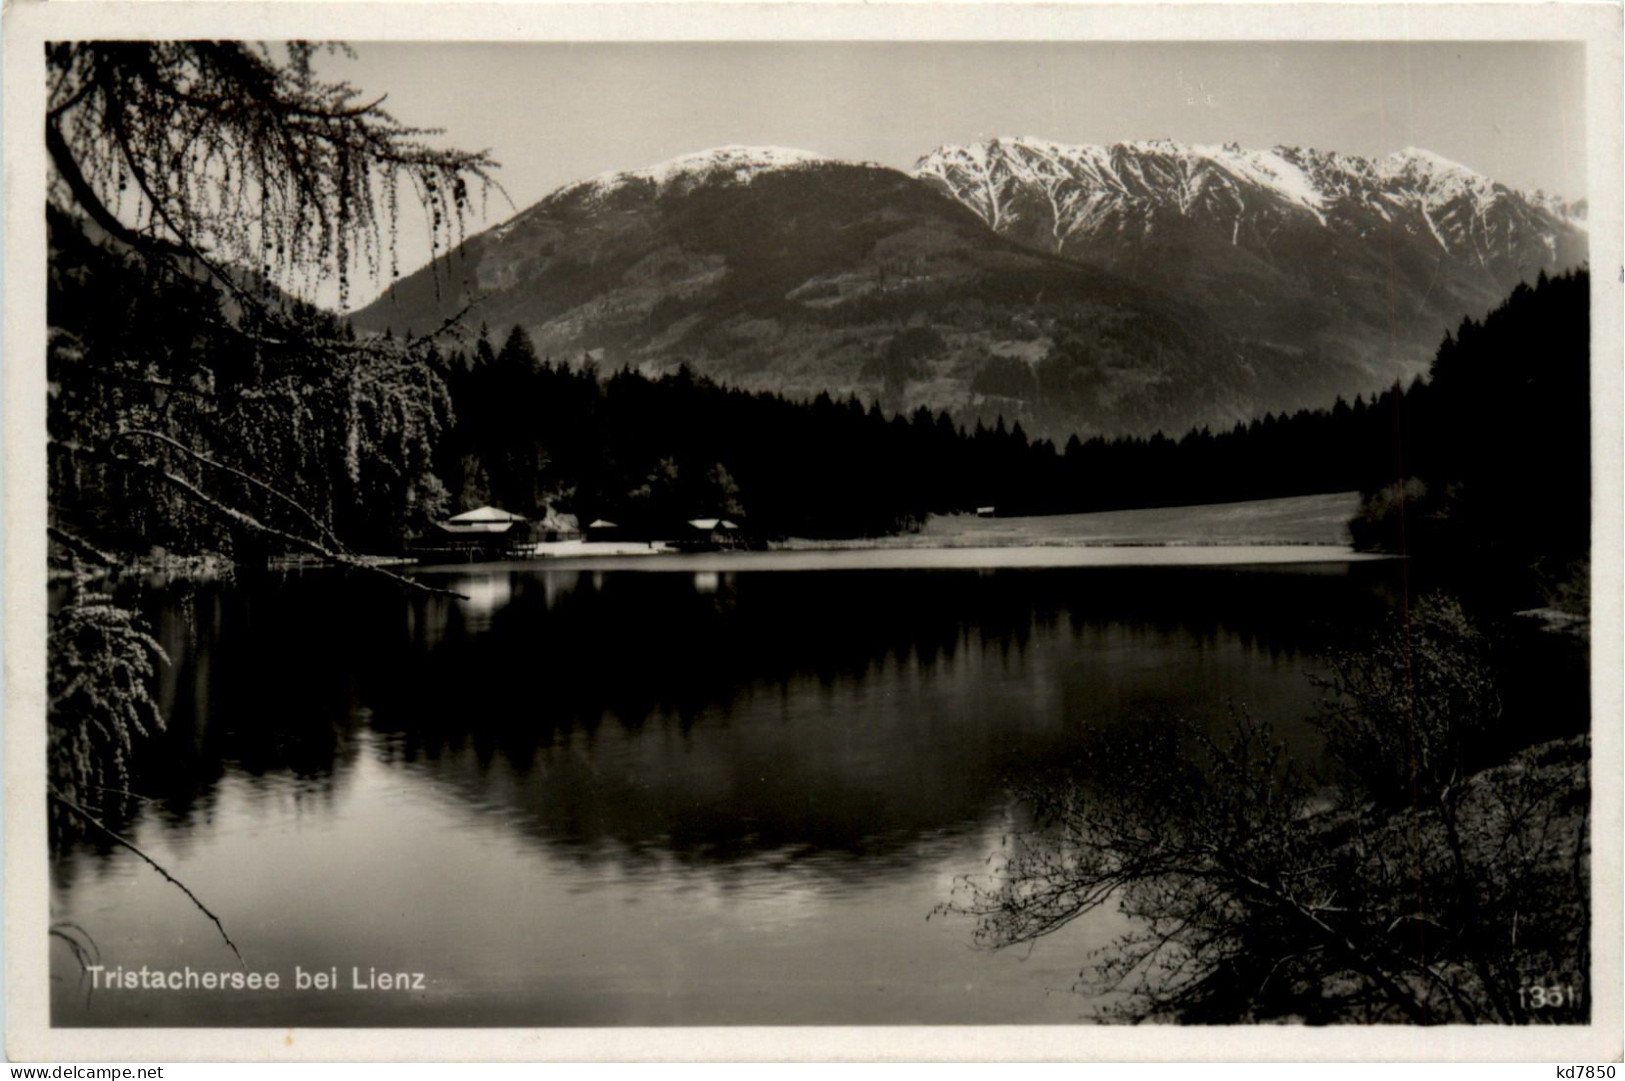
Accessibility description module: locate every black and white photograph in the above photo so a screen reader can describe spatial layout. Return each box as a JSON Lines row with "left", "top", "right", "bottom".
{"left": 4, "top": 0, "right": 1622, "bottom": 1062}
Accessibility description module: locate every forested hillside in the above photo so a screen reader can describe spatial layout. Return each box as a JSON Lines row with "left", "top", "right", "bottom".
{"left": 415, "top": 268, "right": 1587, "bottom": 551}
{"left": 1349, "top": 268, "right": 1589, "bottom": 604}
{"left": 352, "top": 151, "right": 1380, "bottom": 442}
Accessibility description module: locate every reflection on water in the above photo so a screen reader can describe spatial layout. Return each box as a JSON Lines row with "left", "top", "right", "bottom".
{"left": 456, "top": 574, "right": 513, "bottom": 627}
{"left": 52, "top": 558, "right": 1409, "bottom": 1026}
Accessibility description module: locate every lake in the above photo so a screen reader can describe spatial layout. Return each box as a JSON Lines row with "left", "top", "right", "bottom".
{"left": 51, "top": 550, "right": 1415, "bottom": 1026}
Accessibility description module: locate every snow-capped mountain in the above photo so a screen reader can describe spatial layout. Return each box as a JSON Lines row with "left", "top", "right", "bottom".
{"left": 355, "top": 140, "right": 1587, "bottom": 440}
{"left": 914, "top": 137, "right": 1583, "bottom": 263}
{"left": 356, "top": 146, "right": 1293, "bottom": 438}
{"left": 525, "top": 146, "right": 836, "bottom": 212}
{"left": 917, "top": 138, "right": 1337, "bottom": 245}
{"left": 485, "top": 146, "right": 841, "bottom": 244}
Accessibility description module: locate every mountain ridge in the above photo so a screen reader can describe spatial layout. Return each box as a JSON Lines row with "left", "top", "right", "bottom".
{"left": 912, "top": 137, "right": 1586, "bottom": 248}
{"left": 909, "top": 135, "right": 1587, "bottom": 412}
{"left": 352, "top": 138, "right": 1586, "bottom": 439}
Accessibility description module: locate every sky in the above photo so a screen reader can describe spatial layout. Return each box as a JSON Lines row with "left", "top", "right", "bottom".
{"left": 315, "top": 41, "right": 1586, "bottom": 309}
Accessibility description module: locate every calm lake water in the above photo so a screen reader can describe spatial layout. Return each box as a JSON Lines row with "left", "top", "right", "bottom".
{"left": 52, "top": 550, "right": 1419, "bottom": 1026}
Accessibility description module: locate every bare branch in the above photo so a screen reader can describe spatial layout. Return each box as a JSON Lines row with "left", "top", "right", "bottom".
{"left": 47, "top": 524, "right": 121, "bottom": 568}
{"left": 49, "top": 786, "right": 245, "bottom": 967}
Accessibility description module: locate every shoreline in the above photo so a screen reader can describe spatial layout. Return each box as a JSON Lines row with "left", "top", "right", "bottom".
{"left": 57, "top": 491, "right": 1372, "bottom": 579}
{"left": 410, "top": 544, "right": 1391, "bottom": 575}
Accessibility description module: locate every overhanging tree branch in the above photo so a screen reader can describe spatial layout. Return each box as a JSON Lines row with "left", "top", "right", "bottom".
{"left": 46, "top": 120, "right": 187, "bottom": 261}
{"left": 49, "top": 786, "right": 246, "bottom": 968}
{"left": 47, "top": 524, "right": 121, "bottom": 568}
{"left": 121, "top": 452, "right": 466, "bottom": 599}
{"left": 114, "top": 428, "right": 350, "bottom": 555}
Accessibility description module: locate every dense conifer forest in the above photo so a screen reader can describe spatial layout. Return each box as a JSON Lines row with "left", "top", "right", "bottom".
{"left": 1348, "top": 268, "right": 1589, "bottom": 599}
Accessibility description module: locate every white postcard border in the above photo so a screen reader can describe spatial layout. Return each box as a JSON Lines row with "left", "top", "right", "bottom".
{"left": 4, "top": 0, "right": 1620, "bottom": 1062}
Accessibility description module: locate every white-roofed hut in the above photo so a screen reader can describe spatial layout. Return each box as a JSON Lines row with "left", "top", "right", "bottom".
{"left": 422, "top": 505, "right": 533, "bottom": 559}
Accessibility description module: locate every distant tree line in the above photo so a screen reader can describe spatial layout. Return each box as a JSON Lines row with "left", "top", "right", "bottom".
{"left": 416, "top": 268, "right": 1586, "bottom": 565}
{"left": 54, "top": 180, "right": 1585, "bottom": 570}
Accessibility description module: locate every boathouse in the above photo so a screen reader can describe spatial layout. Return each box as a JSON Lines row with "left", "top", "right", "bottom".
{"left": 434, "top": 505, "right": 533, "bottom": 555}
